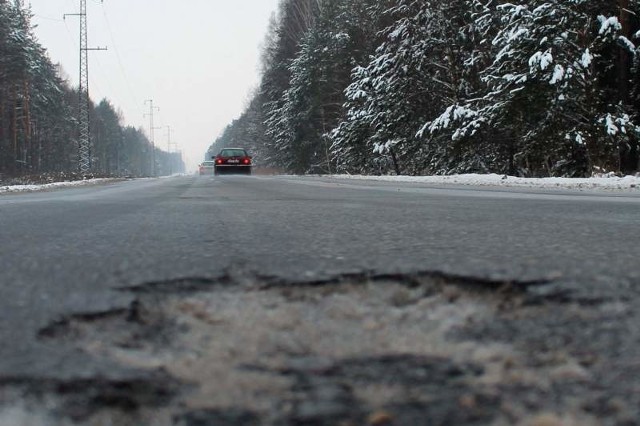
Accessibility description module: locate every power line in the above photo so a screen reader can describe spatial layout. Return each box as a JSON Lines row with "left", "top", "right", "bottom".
{"left": 100, "top": 4, "right": 140, "bottom": 109}
{"left": 62, "top": 16, "right": 104, "bottom": 97}
{"left": 33, "top": 14, "right": 64, "bottom": 22}
{"left": 90, "top": 50, "right": 127, "bottom": 112}
{"left": 62, "top": 17, "right": 78, "bottom": 51}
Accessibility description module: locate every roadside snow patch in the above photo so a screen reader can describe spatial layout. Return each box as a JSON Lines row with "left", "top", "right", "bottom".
{"left": 324, "top": 174, "right": 640, "bottom": 190}
{"left": 0, "top": 178, "right": 115, "bottom": 194}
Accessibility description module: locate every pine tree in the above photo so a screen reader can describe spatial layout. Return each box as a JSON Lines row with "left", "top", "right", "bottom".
{"left": 260, "top": 0, "right": 322, "bottom": 169}
{"left": 333, "top": 0, "right": 484, "bottom": 175}
{"left": 430, "top": 0, "right": 640, "bottom": 176}
{"left": 268, "top": 0, "right": 364, "bottom": 173}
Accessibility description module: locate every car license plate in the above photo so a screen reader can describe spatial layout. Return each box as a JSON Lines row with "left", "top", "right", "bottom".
{"left": 228, "top": 159, "right": 240, "bottom": 164}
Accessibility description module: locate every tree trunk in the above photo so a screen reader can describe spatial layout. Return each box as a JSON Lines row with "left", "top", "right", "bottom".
{"left": 618, "top": 0, "right": 640, "bottom": 174}
{"left": 618, "top": 0, "right": 631, "bottom": 101}
{"left": 12, "top": 83, "right": 17, "bottom": 174}
{"left": 389, "top": 147, "right": 401, "bottom": 176}
{"left": 23, "top": 77, "right": 31, "bottom": 171}
{"left": 0, "top": 86, "right": 5, "bottom": 166}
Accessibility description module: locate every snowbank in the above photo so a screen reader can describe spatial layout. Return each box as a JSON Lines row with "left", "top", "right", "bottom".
{"left": 326, "top": 173, "right": 640, "bottom": 190}
{"left": 0, "top": 178, "right": 115, "bottom": 194}
{"left": 3, "top": 174, "right": 639, "bottom": 194}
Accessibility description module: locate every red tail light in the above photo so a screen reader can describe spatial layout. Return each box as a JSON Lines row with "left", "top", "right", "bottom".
{"left": 216, "top": 159, "right": 223, "bottom": 165}
{"left": 243, "top": 158, "right": 251, "bottom": 165}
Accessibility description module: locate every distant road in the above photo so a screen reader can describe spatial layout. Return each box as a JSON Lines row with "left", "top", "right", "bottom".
{"left": 3, "top": 174, "right": 638, "bottom": 285}
{"left": 1, "top": 175, "right": 639, "bottom": 423}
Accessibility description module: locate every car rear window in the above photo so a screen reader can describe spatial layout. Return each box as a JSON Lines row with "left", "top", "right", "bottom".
{"left": 220, "top": 149, "right": 247, "bottom": 157}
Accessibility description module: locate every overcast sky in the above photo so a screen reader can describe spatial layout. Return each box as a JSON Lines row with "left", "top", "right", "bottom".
{"left": 27, "top": 0, "right": 280, "bottom": 171}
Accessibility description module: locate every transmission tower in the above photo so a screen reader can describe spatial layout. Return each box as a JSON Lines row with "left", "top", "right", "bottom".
{"left": 145, "top": 100, "right": 160, "bottom": 176}
{"left": 65, "top": 1, "right": 107, "bottom": 174}
{"left": 166, "top": 126, "right": 179, "bottom": 175}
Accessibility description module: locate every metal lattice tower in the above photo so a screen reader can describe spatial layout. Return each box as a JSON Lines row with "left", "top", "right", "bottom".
{"left": 145, "top": 100, "right": 160, "bottom": 176}
{"left": 65, "top": 1, "right": 106, "bottom": 174}
{"left": 78, "top": 0, "right": 90, "bottom": 174}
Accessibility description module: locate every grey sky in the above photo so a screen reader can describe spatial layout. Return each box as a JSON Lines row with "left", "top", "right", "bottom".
{"left": 27, "top": 0, "right": 280, "bottom": 171}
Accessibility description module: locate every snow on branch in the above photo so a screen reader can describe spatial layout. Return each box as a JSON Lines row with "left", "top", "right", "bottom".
{"left": 600, "top": 113, "right": 634, "bottom": 136}
{"left": 419, "top": 105, "right": 478, "bottom": 138}
{"left": 373, "top": 139, "right": 400, "bottom": 154}
{"left": 550, "top": 64, "right": 565, "bottom": 84}
{"left": 598, "top": 16, "right": 622, "bottom": 36}
{"left": 528, "top": 50, "right": 553, "bottom": 71}
{"left": 579, "top": 49, "right": 593, "bottom": 69}
{"left": 618, "top": 36, "right": 637, "bottom": 54}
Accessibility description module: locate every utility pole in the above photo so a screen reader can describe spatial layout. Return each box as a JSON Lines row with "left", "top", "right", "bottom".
{"left": 166, "top": 126, "right": 179, "bottom": 175}
{"left": 144, "top": 100, "right": 160, "bottom": 176}
{"left": 65, "top": 1, "right": 107, "bottom": 174}
{"left": 176, "top": 149, "right": 184, "bottom": 174}
{"left": 166, "top": 125, "right": 172, "bottom": 155}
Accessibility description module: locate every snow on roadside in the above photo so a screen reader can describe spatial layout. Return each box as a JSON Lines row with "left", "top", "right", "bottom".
{"left": 0, "top": 178, "right": 116, "bottom": 194}
{"left": 3, "top": 174, "right": 639, "bottom": 193}
{"left": 326, "top": 173, "right": 640, "bottom": 190}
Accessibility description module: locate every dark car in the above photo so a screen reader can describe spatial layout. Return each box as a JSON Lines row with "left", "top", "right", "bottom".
{"left": 214, "top": 148, "right": 252, "bottom": 175}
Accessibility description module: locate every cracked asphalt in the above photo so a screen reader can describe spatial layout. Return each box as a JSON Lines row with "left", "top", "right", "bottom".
{"left": 0, "top": 175, "right": 639, "bottom": 425}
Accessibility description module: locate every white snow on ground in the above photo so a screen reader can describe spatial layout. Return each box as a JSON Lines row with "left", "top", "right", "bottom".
{"left": 0, "top": 178, "right": 115, "bottom": 194}
{"left": 2, "top": 174, "right": 639, "bottom": 193}
{"left": 326, "top": 173, "right": 640, "bottom": 190}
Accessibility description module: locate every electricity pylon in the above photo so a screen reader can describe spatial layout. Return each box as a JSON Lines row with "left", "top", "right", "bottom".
{"left": 145, "top": 100, "right": 160, "bottom": 176}
{"left": 65, "top": 1, "right": 107, "bottom": 174}
{"left": 166, "top": 126, "right": 179, "bottom": 175}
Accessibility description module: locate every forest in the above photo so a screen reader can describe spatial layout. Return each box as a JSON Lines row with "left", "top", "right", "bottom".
{"left": 0, "top": 0, "right": 181, "bottom": 181}
{"left": 209, "top": 0, "right": 640, "bottom": 177}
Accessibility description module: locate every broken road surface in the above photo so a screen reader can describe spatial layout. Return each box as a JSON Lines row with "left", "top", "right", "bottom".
{"left": 0, "top": 176, "right": 639, "bottom": 425}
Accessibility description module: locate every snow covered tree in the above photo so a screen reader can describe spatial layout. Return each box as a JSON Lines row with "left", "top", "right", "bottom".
{"left": 266, "top": 0, "right": 387, "bottom": 174}
{"left": 259, "top": 0, "right": 323, "bottom": 169}
{"left": 93, "top": 100, "right": 124, "bottom": 175}
{"left": 0, "top": 0, "right": 172, "bottom": 179}
{"left": 332, "top": 0, "right": 485, "bottom": 175}
{"left": 0, "top": 0, "right": 33, "bottom": 174}
{"left": 429, "top": 0, "right": 640, "bottom": 176}
{"left": 216, "top": 0, "right": 639, "bottom": 176}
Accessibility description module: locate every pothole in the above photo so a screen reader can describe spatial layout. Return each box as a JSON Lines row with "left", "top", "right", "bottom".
{"left": 1, "top": 270, "right": 625, "bottom": 425}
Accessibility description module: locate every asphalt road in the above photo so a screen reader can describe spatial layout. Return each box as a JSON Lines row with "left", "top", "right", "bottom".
{"left": 1, "top": 175, "right": 639, "bottom": 424}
